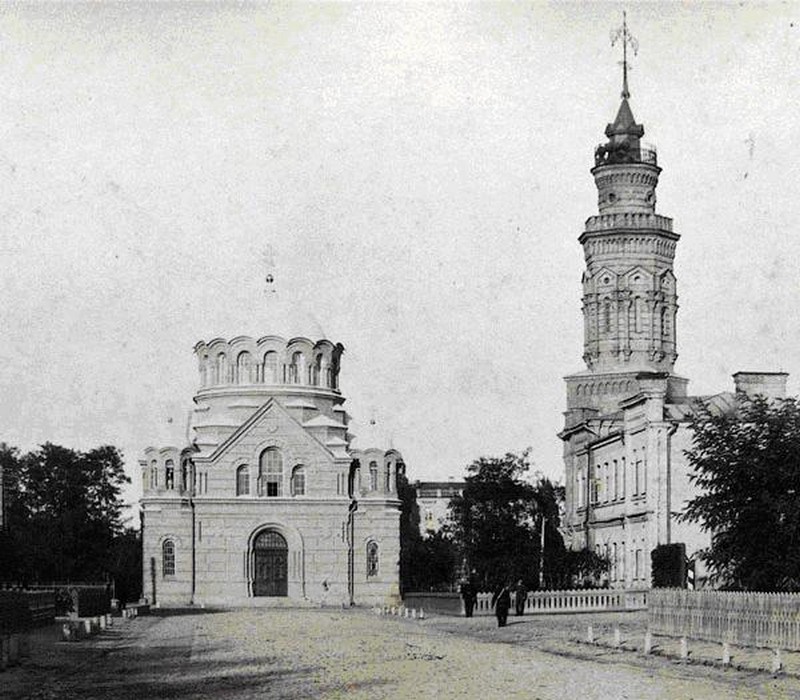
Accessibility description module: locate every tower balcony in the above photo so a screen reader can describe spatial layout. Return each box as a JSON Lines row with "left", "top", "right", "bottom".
{"left": 594, "top": 141, "right": 657, "bottom": 167}
{"left": 584, "top": 212, "right": 673, "bottom": 234}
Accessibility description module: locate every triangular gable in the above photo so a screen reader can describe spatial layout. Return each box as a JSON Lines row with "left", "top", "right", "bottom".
{"left": 205, "top": 397, "right": 335, "bottom": 463}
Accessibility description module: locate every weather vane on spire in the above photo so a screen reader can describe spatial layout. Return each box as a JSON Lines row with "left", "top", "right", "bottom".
{"left": 610, "top": 11, "right": 638, "bottom": 100}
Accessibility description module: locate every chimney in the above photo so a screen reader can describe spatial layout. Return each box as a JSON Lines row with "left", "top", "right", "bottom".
{"left": 732, "top": 372, "right": 788, "bottom": 400}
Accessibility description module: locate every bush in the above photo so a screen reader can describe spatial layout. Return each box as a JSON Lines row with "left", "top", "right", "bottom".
{"left": 651, "top": 543, "right": 687, "bottom": 588}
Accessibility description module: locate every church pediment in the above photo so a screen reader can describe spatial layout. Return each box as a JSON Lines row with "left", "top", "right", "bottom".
{"left": 206, "top": 398, "right": 335, "bottom": 464}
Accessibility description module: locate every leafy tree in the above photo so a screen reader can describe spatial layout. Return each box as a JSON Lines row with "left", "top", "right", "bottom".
{"left": 397, "top": 470, "right": 458, "bottom": 592}
{"left": 680, "top": 394, "right": 800, "bottom": 591}
{"left": 447, "top": 449, "right": 546, "bottom": 590}
{"left": 1, "top": 442, "right": 132, "bottom": 584}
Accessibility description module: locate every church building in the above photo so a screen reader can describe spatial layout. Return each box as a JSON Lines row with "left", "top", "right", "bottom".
{"left": 140, "top": 327, "right": 403, "bottom": 607}
{"left": 559, "top": 44, "right": 788, "bottom": 588}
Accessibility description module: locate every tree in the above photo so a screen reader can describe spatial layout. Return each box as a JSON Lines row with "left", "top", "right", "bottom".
{"left": 447, "top": 449, "right": 544, "bottom": 590}
{"left": 2, "top": 442, "right": 131, "bottom": 584}
{"left": 680, "top": 394, "right": 800, "bottom": 591}
{"left": 397, "top": 470, "right": 458, "bottom": 592}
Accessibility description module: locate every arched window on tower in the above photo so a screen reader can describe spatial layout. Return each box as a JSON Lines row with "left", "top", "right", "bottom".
{"left": 162, "top": 540, "right": 175, "bottom": 577}
{"left": 236, "top": 465, "right": 250, "bottom": 496}
{"left": 313, "top": 354, "right": 323, "bottom": 386}
{"left": 369, "top": 461, "right": 378, "bottom": 491}
{"left": 150, "top": 460, "right": 158, "bottom": 490}
{"left": 215, "top": 353, "right": 227, "bottom": 385}
{"left": 661, "top": 306, "right": 668, "bottom": 338}
{"left": 603, "top": 299, "right": 611, "bottom": 333}
{"left": 259, "top": 448, "right": 283, "bottom": 497}
{"left": 366, "top": 541, "right": 379, "bottom": 578}
{"left": 291, "top": 465, "right": 306, "bottom": 496}
{"left": 237, "top": 351, "right": 252, "bottom": 384}
{"left": 384, "top": 462, "right": 392, "bottom": 492}
{"left": 288, "top": 352, "right": 303, "bottom": 384}
{"left": 165, "top": 460, "right": 174, "bottom": 490}
{"left": 263, "top": 352, "right": 278, "bottom": 384}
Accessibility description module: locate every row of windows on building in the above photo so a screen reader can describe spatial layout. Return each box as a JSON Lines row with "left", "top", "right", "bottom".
{"left": 159, "top": 538, "right": 380, "bottom": 579}
{"left": 593, "top": 299, "right": 672, "bottom": 338}
{"left": 575, "top": 450, "right": 648, "bottom": 509}
{"left": 148, "top": 449, "right": 398, "bottom": 497}
{"left": 146, "top": 460, "right": 207, "bottom": 494}
{"left": 200, "top": 351, "right": 338, "bottom": 389}
{"left": 596, "top": 539, "right": 648, "bottom": 582}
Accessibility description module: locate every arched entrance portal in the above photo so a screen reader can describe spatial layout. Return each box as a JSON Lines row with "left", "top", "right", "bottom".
{"left": 253, "top": 530, "right": 288, "bottom": 597}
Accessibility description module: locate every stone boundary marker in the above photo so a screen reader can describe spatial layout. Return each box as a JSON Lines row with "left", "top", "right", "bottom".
{"left": 374, "top": 605, "right": 426, "bottom": 621}
{"left": 580, "top": 624, "right": 790, "bottom": 677}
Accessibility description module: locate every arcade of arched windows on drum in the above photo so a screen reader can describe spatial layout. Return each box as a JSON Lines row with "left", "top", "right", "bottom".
{"left": 199, "top": 350, "right": 339, "bottom": 389}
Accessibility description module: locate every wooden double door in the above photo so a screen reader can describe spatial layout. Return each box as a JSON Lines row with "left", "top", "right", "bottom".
{"left": 253, "top": 530, "right": 288, "bottom": 597}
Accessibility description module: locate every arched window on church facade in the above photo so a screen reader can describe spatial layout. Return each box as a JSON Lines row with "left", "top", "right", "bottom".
{"left": 259, "top": 448, "right": 283, "bottom": 497}
{"left": 291, "top": 465, "right": 306, "bottom": 496}
{"left": 366, "top": 541, "right": 379, "bottom": 578}
{"left": 150, "top": 460, "right": 158, "bottom": 490}
{"left": 603, "top": 299, "right": 611, "bottom": 333}
{"left": 162, "top": 540, "right": 175, "bottom": 577}
{"left": 215, "top": 353, "right": 227, "bottom": 385}
{"left": 237, "top": 351, "right": 252, "bottom": 384}
{"left": 384, "top": 462, "right": 392, "bottom": 492}
{"left": 236, "top": 465, "right": 250, "bottom": 496}
{"left": 165, "top": 460, "right": 174, "bottom": 490}
{"left": 263, "top": 352, "right": 278, "bottom": 384}
{"left": 288, "top": 352, "right": 303, "bottom": 384}
{"left": 312, "top": 354, "right": 323, "bottom": 386}
{"left": 369, "top": 461, "right": 378, "bottom": 491}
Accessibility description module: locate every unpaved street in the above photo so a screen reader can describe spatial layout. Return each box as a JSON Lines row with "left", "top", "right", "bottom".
{"left": 3, "top": 609, "right": 800, "bottom": 699}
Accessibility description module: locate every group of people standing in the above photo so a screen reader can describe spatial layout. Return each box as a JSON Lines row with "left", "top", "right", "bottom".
{"left": 460, "top": 577, "right": 528, "bottom": 627}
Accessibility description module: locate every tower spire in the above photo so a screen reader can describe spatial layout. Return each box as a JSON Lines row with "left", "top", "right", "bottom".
{"left": 611, "top": 11, "right": 638, "bottom": 99}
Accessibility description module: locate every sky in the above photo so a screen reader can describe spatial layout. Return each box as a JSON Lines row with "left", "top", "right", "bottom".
{"left": 2, "top": 3, "right": 800, "bottom": 519}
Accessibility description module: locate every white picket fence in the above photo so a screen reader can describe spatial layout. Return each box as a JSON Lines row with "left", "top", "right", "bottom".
{"left": 649, "top": 589, "right": 800, "bottom": 650}
{"left": 473, "top": 588, "right": 648, "bottom": 616}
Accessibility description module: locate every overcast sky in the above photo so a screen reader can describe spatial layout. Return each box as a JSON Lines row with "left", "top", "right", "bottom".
{"left": 2, "top": 3, "right": 800, "bottom": 516}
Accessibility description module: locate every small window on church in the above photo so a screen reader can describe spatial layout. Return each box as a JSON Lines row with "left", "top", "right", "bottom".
{"left": 263, "top": 352, "right": 278, "bottom": 383}
{"left": 384, "top": 462, "right": 392, "bottom": 492}
{"left": 366, "top": 541, "right": 379, "bottom": 578}
{"left": 150, "top": 460, "right": 158, "bottom": 490}
{"left": 163, "top": 540, "right": 175, "bottom": 577}
{"left": 236, "top": 465, "right": 250, "bottom": 496}
{"left": 291, "top": 465, "right": 306, "bottom": 496}
{"left": 165, "top": 460, "right": 174, "bottom": 490}
{"left": 369, "top": 461, "right": 378, "bottom": 491}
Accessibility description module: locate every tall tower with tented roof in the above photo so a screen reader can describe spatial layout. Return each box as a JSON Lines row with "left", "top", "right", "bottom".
{"left": 558, "top": 18, "right": 709, "bottom": 588}
{"left": 563, "top": 22, "right": 686, "bottom": 423}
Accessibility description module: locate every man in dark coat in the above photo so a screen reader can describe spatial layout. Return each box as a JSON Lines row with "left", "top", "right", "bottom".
{"left": 514, "top": 579, "right": 528, "bottom": 616}
{"left": 460, "top": 578, "right": 477, "bottom": 618}
{"left": 491, "top": 581, "right": 511, "bottom": 627}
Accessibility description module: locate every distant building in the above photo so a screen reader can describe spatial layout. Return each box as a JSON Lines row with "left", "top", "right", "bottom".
{"left": 140, "top": 333, "right": 403, "bottom": 607}
{"left": 560, "top": 61, "right": 788, "bottom": 588}
{"left": 414, "top": 480, "right": 464, "bottom": 534}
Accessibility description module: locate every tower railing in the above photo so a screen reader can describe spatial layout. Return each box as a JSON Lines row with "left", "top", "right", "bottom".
{"left": 584, "top": 212, "right": 673, "bottom": 233}
{"left": 594, "top": 142, "right": 657, "bottom": 167}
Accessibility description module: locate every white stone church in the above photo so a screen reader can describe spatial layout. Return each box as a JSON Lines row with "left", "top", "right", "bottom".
{"left": 140, "top": 327, "right": 403, "bottom": 607}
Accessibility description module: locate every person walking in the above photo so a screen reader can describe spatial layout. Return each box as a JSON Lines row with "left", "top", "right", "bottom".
{"left": 460, "top": 578, "right": 477, "bottom": 618}
{"left": 514, "top": 579, "right": 528, "bottom": 616}
{"left": 491, "top": 581, "right": 511, "bottom": 628}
